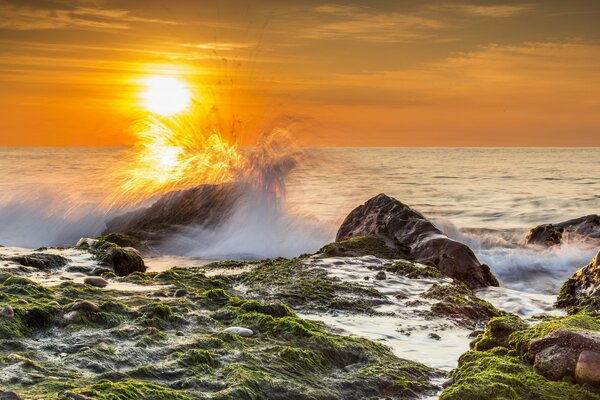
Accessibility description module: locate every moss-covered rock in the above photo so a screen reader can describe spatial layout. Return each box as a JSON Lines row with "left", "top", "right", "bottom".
{"left": 556, "top": 250, "right": 600, "bottom": 314}
{"left": 318, "top": 235, "right": 408, "bottom": 259}
{"left": 84, "top": 239, "right": 146, "bottom": 276}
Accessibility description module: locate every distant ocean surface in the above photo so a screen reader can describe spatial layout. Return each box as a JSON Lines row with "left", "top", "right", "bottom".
{"left": 1, "top": 147, "right": 599, "bottom": 294}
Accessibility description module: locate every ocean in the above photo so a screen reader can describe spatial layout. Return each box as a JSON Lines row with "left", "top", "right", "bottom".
{"left": 0, "top": 147, "right": 599, "bottom": 294}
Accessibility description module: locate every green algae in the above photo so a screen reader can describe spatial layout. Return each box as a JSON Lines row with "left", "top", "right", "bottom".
{"left": 385, "top": 261, "right": 443, "bottom": 279}
{"left": 318, "top": 235, "right": 408, "bottom": 259}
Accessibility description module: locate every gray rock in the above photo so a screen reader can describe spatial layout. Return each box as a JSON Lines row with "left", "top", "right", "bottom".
{"left": 63, "top": 311, "right": 82, "bottom": 324}
{"left": 9, "top": 253, "right": 68, "bottom": 271}
{"left": 374, "top": 271, "right": 386, "bottom": 280}
{"left": 526, "top": 215, "right": 600, "bottom": 247}
{"left": 0, "top": 392, "right": 22, "bottom": 400}
{"left": 67, "top": 300, "right": 99, "bottom": 313}
{"left": 63, "top": 392, "right": 93, "bottom": 400}
{"left": 0, "top": 305, "right": 14, "bottom": 318}
{"left": 174, "top": 289, "right": 188, "bottom": 297}
{"left": 336, "top": 194, "right": 498, "bottom": 288}
{"left": 224, "top": 326, "right": 254, "bottom": 337}
{"left": 91, "top": 267, "right": 111, "bottom": 276}
{"left": 556, "top": 250, "right": 600, "bottom": 311}
{"left": 575, "top": 350, "right": 600, "bottom": 385}
{"left": 83, "top": 277, "right": 109, "bottom": 288}
{"left": 98, "top": 246, "right": 146, "bottom": 276}
{"left": 527, "top": 328, "right": 600, "bottom": 381}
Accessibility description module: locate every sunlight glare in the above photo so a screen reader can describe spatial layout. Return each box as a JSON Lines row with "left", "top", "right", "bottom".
{"left": 141, "top": 76, "right": 191, "bottom": 115}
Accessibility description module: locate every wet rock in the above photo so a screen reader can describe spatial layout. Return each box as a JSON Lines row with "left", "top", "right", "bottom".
{"left": 442, "top": 379, "right": 453, "bottom": 389}
{"left": 318, "top": 235, "right": 407, "bottom": 259}
{"left": 66, "top": 300, "right": 99, "bottom": 313}
{"left": 76, "top": 237, "right": 98, "bottom": 248}
{"left": 374, "top": 271, "right": 387, "bottom": 280}
{"left": 91, "top": 267, "right": 111, "bottom": 276}
{"left": 83, "top": 277, "right": 109, "bottom": 288}
{"left": 526, "top": 215, "right": 600, "bottom": 247}
{"left": 63, "top": 392, "right": 93, "bottom": 400}
{"left": 9, "top": 253, "right": 68, "bottom": 271}
{"left": 176, "top": 331, "right": 185, "bottom": 336}
{"left": 65, "top": 265, "right": 92, "bottom": 274}
{"left": 63, "top": 311, "right": 82, "bottom": 324}
{"left": 0, "top": 392, "right": 22, "bottom": 400}
{"left": 174, "top": 289, "right": 188, "bottom": 297}
{"left": 556, "top": 250, "right": 600, "bottom": 312}
{"left": 223, "top": 326, "right": 254, "bottom": 337}
{"left": 97, "top": 246, "right": 145, "bottom": 276}
{"left": 336, "top": 194, "right": 498, "bottom": 288}
{"left": 0, "top": 305, "right": 14, "bottom": 318}
{"left": 575, "top": 350, "right": 600, "bottom": 385}
{"left": 527, "top": 328, "right": 600, "bottom": 381}
{"left": 105, "top": 183, "right": 245, "bottom": 241}
{"left": 428, "top": 332, "right": 441, "bottom": 340}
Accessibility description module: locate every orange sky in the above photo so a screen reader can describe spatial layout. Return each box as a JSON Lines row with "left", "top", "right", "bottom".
{"left": 0, "top": 0, "right": 599, "bottom": 146}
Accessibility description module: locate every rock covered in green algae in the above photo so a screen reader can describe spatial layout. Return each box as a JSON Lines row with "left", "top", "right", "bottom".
{"left": 0, "top": 259, "right": 441, "bottom": 400}
{"left": 317, "top": 235, "right": 409, "bottom": 259}
{"left": 8, "top": 254, "right": 68, "bottom": 271}
{"left": 557, "top": 249, "right": 600, "bottom": 314}
{"left": 441, "top": 312, "right": 600, "bottom": 399}
{"left": 77, "top": 236, "right": 146, "bottom": 276}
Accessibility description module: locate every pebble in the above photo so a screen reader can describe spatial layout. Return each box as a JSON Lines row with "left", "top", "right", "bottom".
{"left": 575, "top": 350, "right": 600, "bottom": 385}
{"left": 224, "top": 326, "right": 254, "bottom": 337}
{"left": 63, "top": 392, "right": 93, "bottom": 400}
{"left": 83, "top": 277, "right": 109, "bottom": 288}
{"left": 0, "top": 305, "right": 14, "bottom": 318}
{"left": 67, "top": 300, "right": 99, "bottom": 313}
{"left": 375, "top": 271, "right": 387, "bottom": 280}
{"left": 428, "top": 332, "right": 442, "bottom": 340}
{"left": 91, "top": 267, "right": 111, "bottom": 276}
{"left": 442, "top": 379, "right": 453, "bottom": 389}
{"left": 63, "top": 311, "right": 81, "bottom": 324}
{"left": 176, "top": 331, "right": 185, "bottom": 336}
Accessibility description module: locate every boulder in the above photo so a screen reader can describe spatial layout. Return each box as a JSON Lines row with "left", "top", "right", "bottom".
{"left": 9, "top": 253, "right": 68, "bottom": 271}
{"left": 527, "top": 328, "right": 600, "bottom": 381}
{"left": 526, "top": 215, "right": 600, "bottom": 247}
{"left": 83, "top": 277, "right": 109, "bottom": 288}
{"left": 79, "top": 239, "right": 146, "bottom": 276}
{"left": 556, "top": 250, "right": 600, "bottom": 312}
{"left": 105, "top": 183, "right": 244, "bottom": 241}
{"left": 575, "top": 350, "right": 600, "bottom": 386}
{"left": 336, "top": 194, "right": 498, "bottom": 288}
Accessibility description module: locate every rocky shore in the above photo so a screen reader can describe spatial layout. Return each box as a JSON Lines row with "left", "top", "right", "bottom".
{"left": 1, "top": 191, "right": 600, "bottom": 399}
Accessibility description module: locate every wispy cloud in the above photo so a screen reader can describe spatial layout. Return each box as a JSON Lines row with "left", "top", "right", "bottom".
{"left": 454, "top": 4, "right": 534, "bottom": 18}
{"left": 305, "top": 4, "right": 443, "bottom": 42}
{"left": 0, "top": 0, "right": 176, "bottom": 31}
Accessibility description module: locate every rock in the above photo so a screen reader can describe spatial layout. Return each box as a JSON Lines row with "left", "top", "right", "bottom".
{"left": 441, "top": 379, "right": 453, "bottom": 389}
{"left": 66, "top": 300, "right": 99, "bottom": 313}
{"left": 0, "top": 305, "right": 14, "bottom": 318}
{"left": 0, "top": 392, "right": 22, "bottom": 400}
{"left": 527, "top": 328, "right": 600, "bottom": 381}
{"left": 337, "top": 194, "right": 498, "bottom": 288}
{"left": 174, "top": 289, "right": 188, "bottom": 297}
{"left": 76, "top": 237, "right": 98, "bottom": 248}
{"left": 556, "top": 250, "right": 600, "bottom": 312}
{"left": 63, "top": 393, "right": 93, "bottom": 400}
{"left": 9, "top": 253, "right": 68, "bottom": 271}
{"left": 176, "top": 331, "right": 185, "bottom": 336}
{"left": 91, "top": 267, "right": 111, "bottom": 276}
{"left": 428, "top": 332, "right": 441, "bottom": 340}
{"left": 83, "top": 277, "right": 109, "bottom": 288}
{"left": 575, "top": 350, "right": 600, "bottom": 385}
{"left": 63, "top": 311, "right": 82, "bottom": 324}
{"left": 374, "top": 271, "right": 387, "bottom": 280}
{"left": 526, "top": 215, "right": 600, "bottom": 247}
{"left": 104, "top": 183, "right": 245, "bottom": 241}
{"left": 97, "top": 246, "right": 146, "bottom": 276}
{"left": 65, "top": 265, "right": 92, "bottom": 274}
{"left": 223, "top": 326, "right": 254, "bottom": 337}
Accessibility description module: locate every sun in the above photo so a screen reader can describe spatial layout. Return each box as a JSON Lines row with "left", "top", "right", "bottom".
{"left": 141, "top": 76, "right": 191, "bottom": 116}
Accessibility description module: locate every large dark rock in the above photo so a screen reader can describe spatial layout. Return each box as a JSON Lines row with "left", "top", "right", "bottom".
{"left": 9, "top": 254, "right": 68, "bottom": 271}
{"left": 526, "top": 215, "right": 600, "bottom": 247}
{"left": 557, "top": 250, "right": 600, "bottom": 312}
{"left": 336, "top": 194, "right": 498, "bottom": 288}
{"left": 526, "top": 328, "right": 600, "bottom": 382}
{"left": 105, "top": 183, "right": 244, "bottom": 241}
{"left": 77, "top": 239, "right": 146, "bottom": 276}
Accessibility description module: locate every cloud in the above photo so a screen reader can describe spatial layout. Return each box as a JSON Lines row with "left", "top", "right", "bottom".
{"left": 305, "top": 4, "right": 444, "bottom": 42}
{"left": 0, "top": 0, "right": 176, "bottom": 31}
{"left": 455, "top": 4, "right": 534, "bottom": 18}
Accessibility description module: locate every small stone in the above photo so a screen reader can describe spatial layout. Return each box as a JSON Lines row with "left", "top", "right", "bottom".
{"left": 63, "top": 311, "right": 81, "bottom": 324}
{"left": 67, "top": 300, "right": 99, "bottom": 313}
{"left": 575, "top": 350, "right": 600, "bottom": 385}
{"left": 363, "top": 276, "right": 370, "bottom": 281}
{"left": 442, "top": 379, "right": 453, "bottom": 389}
{"left": 174, "top": 289, "right": 188, "bottom": 297}
{"left": 224, "top": 326, "right": 254, "bottom": 337}
{"left": 83, "top": 277, "right": 108, "bottom": 288}
{"left": 63, "top": 392, "right": 93, "bottom": 400}
{"left": 176, "top": 331, "right": 185, "bottom": 336}
{"left": 0, "top": 305, "right": 14, "bottom": 318}
{"left": 16, "top": 299, "right": 28, "bottom": 305}
{"left": 76, "top": 237, "right": 97, "bottom": 248}
{"left": 0, "top": 391, "right": 22, "bottom": 400}
{"left": 375, "top": 271, "right": 387, "bottom": 280}
{"left": 91, "top": 267, "right": 111, "bottom": 276}
{"left": 429, "top": 332, "right": 441, "bottom": 340}
{"left": 154, "top": 272, "right": 168, "bottom": 280}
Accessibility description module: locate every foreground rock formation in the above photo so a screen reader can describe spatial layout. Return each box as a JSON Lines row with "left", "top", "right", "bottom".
{"left": 556, "top": 249, "right": 600, "bottom": 313}
{"left": 336, "top": 194, "right": 498, "bottom": 288}
{"left": 526, "top": 215, "right": 600, "bottom": 247}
